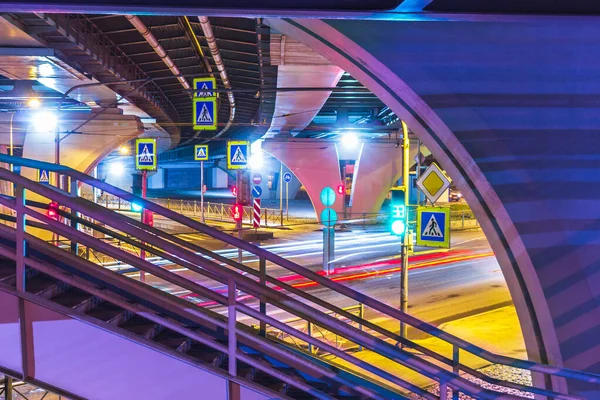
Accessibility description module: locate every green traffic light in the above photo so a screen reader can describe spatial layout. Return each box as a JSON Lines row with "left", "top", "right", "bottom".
{"left": 391, "top": 220, "right": 405, "bottom": 236}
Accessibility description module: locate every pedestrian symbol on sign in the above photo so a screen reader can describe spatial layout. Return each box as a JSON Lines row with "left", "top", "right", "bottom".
{"left": 423, "top": 214, "right": 443, "bottom": 237}
{"left": 197, "top": 103, "right": 213, "bottom": 123}
{"left": 232, "top": 146, "right": 247, "bottom": 163}
{"left": 139, "top": 145, "right": 153, "bottom": 163}
{"left": 416, "top": 207, "right": 450, "bottom": 249}
{"left": 38, "top": 169, "right": 50, "bottom": 185}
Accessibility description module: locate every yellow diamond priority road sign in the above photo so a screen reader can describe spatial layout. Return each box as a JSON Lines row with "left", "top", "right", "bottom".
{"left": 416, "top": 163, "right": 450, "bottom": 204}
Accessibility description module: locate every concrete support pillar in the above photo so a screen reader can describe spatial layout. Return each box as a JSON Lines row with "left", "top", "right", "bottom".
{"left": 263, "top": 139, "right": 342, "bottom": 221}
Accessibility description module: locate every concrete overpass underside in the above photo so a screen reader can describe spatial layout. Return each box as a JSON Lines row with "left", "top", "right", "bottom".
{"left": 266, "top": 17, "right": 600, "bottom": 396}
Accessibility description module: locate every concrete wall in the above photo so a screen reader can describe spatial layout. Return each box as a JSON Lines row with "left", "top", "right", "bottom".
{"left": 266, "top": 17, "right": 600, "bottom": 395}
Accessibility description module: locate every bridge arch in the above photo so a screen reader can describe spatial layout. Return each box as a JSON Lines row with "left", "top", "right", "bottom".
{"left": 266, "top": 17, "right": 600, "bottom": 395}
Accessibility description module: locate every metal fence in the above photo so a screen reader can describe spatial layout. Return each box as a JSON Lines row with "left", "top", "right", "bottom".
{"left": 83, "top": 194, "right": 479, "bottom": 230}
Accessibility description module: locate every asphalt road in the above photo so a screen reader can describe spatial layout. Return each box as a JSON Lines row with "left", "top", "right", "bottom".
{"left": 112, "top": 228, "right": 513, "bottom": 338}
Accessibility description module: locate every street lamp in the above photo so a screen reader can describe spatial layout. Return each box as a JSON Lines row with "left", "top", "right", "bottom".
{"left": 119, "top": 146, "right": 129, "bottom": 155}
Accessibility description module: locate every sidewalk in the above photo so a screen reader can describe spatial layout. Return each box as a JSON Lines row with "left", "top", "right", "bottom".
{"left": 322, "top": 306, "right": 526, "bottom": 394}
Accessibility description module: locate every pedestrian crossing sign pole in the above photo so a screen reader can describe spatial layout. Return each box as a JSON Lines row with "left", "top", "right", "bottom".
{"left": 416, "top": 206, "right": 450, "bottom": 248}
{"left": 135, "top": 138, "right": 157, "bottom": 171}
{"left": 193, "top": 98, "right": 217, "bottom": 131}
{"left": 227, "top": 141, "right": 250, "bottom": 170}
{"left": 194, "top": 144, "right": 209, "bottom": 223}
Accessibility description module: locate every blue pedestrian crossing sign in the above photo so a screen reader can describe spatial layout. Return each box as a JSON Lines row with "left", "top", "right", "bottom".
{"left": 135, "top": 138, "right": 157, "bottom": 171}
{"left": 193, "top": 98, "right": 217, "bottom": 131}
{"left": 38, "top": 169, "right": 51, "bottom": 185}
{"left": 227, "top": 141, "right": 249, "bottom": 170}
{"left": 193, "top": 77, "right": 217, "bottom": 98}
{"left": 416, "top": 206, "right": 450, "bottom": 248}
{"left": 194, "top": 144, "right": 209, "bottom": 161}
{"left": 252, "top": 185, "right": 262, "bottom": 198}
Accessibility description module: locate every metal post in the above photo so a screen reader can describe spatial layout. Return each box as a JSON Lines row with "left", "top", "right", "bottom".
{"left": 400, "top": 121, "right": 410, "bottom": 341}
{"left": 9, "top": 112, "right": 14, "bottom": 196}
{"left": 452, "top": 345, "right": 460, "bottom": 400}
{"left": 236, "top": 170, "right": 242, "bottom": 264}
{"left": 200, "top": 160, "right": 205, "bottom": 223}
{"left": 140, "top": 170, "right": 147, "bottom": 283}
{"left": 15, "top": 184, "right": 26, "bottom": 292}
{"left": 259, "top": 257, "right": 266, "bottom": 337}
{"left": 440, "top": 381, "right": 448, "bottom": 400}
{"left": 279, "top": 163, "right": 283, "bottom": 215}
{"left": 4, "top": 376, "right": 12, "bottom": 400}
{"left": 359, "top": 303, "right": 364, "bottom": 351}
{"left": 263, "top": 208, "right": 268, "bottom": 227}
{"left": 285, "top": 181, "right": 289, "bottom": 220}
{"left": 341, "top": 160, "right": 347, "bottom": 219}
{"left": 70, "top": 178, "right": 79, "bottom": 254}
{"left": 307, "top": 322, "right": 313, "bottom": 354}
{"left": 228, "top": 278, "right": 237, "bottom": 377}
{"left": 416, "top": 138, "right": 422, "bottom": 204}
{"left": 280, "top": 208, "right": 283, "bottom": 227}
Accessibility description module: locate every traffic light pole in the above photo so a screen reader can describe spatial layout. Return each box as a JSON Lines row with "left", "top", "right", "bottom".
{"left": 400, "top": 121, "right": 410, "bottom": 341}
{"left": 236, "top": 170, "right": 242, "bottom": 264}
{"left": 140, "top": 169, "right": 147, "bottom": 283}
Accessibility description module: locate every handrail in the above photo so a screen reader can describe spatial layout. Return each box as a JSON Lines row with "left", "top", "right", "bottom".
{"left": 0, "top": 154, "right": 599, "bottom": 397}
{"left": 0, "top": 171, "right": 497, "bottom": 398}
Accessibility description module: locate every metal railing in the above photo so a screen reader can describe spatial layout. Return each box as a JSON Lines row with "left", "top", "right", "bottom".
{"left": 4, "top": 154, "right": 598, "bottom": 400}
{"left": 264, "top": 304, "right": 364, "bottom": 355}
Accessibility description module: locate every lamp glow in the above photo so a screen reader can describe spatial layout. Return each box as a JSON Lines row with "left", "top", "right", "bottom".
{"left": 31, "top": 111, "right": 57, "bottom": 132}
{"left": 110, "top": 162, "right": 125, "bottom": 176}
{"left": 131, "top": 202, "right": 143, "bottom": 212}
{"left": 27, "top": 98, "right": 41, "bottom": 109}
{"left": 119, "top": 146, "right": 129, "bottom": 155}
{"left": 391, "top": 220, "right": 406, "bottom": 236}
{"left": 341, "top": 132, "right": 359, "bottom": 149}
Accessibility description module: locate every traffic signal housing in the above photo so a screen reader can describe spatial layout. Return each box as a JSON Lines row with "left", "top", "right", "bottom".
{"left": 232, "top": 203, "right": 243, "bottom": 222}
{"left": 47, "top": 201, "right": 59, "bottom": 220}
{"left": 337, "top": 184, "right": 345, "bottom": 195}
{"left": 389, "top": 188, "right": 406, "bottom": 237}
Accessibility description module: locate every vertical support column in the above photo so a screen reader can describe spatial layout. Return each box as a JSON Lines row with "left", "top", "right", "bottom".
{"left": 4, "top": 376, "right": 12, "bottom": 400}
{"left": 400, "top": 121, "right": 410, "bottom": 341}
{"left": 16, "top": 184, "right": 34, "bottom": 379}
{"left": 452, "top": 345, "right": 460, "bottom": 400}
{"left": 15, "top": 184, "right": 26, "bottom": 292}
{"left": 70, "top": 178, "right": 79, "bottom": 255}
{"left": 259, "top": 257, "right": 266, "bottom": 337}
{"left": 228, "top": 278, "right": 237, "bottom": 377}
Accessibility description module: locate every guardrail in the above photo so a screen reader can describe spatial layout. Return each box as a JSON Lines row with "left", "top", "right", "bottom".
{"left": 1, "top": 154, "right": 598, "bottom": 400}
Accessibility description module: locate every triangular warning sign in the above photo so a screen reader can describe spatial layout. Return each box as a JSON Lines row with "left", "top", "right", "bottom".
{"left": 39, "top": 170, "right": 49, "bottom": 183}
{"left": 422, "top": 214, "right": 443, "bottom": 237}
{"left": 197, "top": 103, "right": 213, "bottom": 123}
{"left": 139, "top": 145, "right": 153, "bottom": 163}
{"left": 231, "top": 146, "right": 246, "bottom": 163}
{"left": 196, "top": 147, "right": 206, "bottom": 158}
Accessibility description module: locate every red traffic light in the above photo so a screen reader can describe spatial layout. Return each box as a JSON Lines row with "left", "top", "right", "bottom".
{"left": 231, "top": 186, "right": 237, "bottom": 197}
{"left": 337, "top": 184, "right": 345, "bottom": 195}
{"left": 232, "top": 204, "right": 243, "bottom": 222}
{"left": 47, "top": 201, "right": 59, "bottom": 220}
